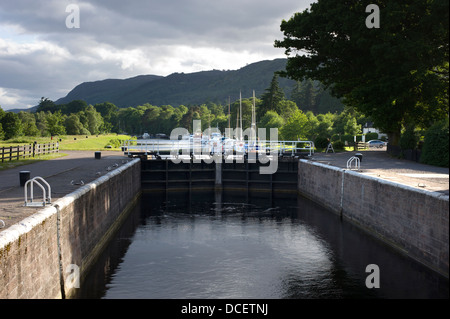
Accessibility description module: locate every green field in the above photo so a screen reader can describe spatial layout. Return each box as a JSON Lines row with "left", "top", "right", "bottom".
{"left": 0, "top": 134, "right": 132, "bottom": 170}
{"left": 0, "top": 134, "right": 132, "bottom": 151}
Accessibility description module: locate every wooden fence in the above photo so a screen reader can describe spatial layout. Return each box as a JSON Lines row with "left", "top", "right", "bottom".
{"left": 1, "top": 143, "right": 59, "bottom": 162}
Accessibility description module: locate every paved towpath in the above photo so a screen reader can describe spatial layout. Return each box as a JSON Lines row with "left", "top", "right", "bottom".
{"left": 0, "top": 150, "right": 130, "bottom": 231}
{"left": 310, "top": 149, "right": 449, "bottom": 195}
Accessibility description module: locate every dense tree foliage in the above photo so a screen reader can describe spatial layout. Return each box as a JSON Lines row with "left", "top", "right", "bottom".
{"left": 275, "top": 0, "right": 449, "bottom": 146}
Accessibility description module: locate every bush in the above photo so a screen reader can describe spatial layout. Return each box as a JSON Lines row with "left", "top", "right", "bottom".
{"left": 341, "top": 134, "right": 363, "bottom": 144}
{"left": 314, "top": 136, "right": 329, "bottom": 149}
{"left": 420, "top": 119, "right": 449, "bottom": 167}
{"left": 332, "top": 140, "right": 345, "bottom": 151}
{"left": 364, "top": 132, "right": 379, "bottom": 141}
{"left": 104, "top": 138, "right": 124, "bottom": 148}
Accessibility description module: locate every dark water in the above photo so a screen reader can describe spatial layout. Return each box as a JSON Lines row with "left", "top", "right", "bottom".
{"left": 76, "top": 191, "right": 448, "bottom": 299}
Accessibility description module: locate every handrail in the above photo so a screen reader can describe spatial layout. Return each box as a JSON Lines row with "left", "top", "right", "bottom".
{"left": 24, "top": 176, "right": 52, "bottom": 207}
{"left": 346, "top": 156, "right": 360, "bottom": 170}
{"left": 123, "top": 139, "right": 315, "bottom": 157}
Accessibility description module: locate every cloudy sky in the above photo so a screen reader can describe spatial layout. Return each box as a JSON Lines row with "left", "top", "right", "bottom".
{"left": 0, "top": 0, "right": 313, "bottom": 110}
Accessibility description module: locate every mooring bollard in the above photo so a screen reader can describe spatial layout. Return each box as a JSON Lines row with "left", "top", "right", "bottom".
{"left": 19, "top": 171, "right": 31, "bottom": 187}
{"left": 95, "top": 151, "right": 101, "bottom": 159}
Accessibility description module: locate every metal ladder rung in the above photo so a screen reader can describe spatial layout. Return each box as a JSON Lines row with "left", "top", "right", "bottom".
{"left": 346, "top": 156, "right": 360, "bottom": 170}
{"left": 24, "top": 176, "right": 51, "bottom": 207}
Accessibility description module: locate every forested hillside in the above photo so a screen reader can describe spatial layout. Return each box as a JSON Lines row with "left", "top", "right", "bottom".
{"left": 54, "top": 59, "right": 342, "bottom": 112}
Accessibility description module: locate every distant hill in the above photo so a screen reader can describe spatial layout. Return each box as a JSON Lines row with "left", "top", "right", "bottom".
{"left": 55, "top": 59, "right": 297, "bottom": 108}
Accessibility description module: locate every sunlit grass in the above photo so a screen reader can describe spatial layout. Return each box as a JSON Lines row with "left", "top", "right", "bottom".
{"left": 0, "top": 134, "right": 132, "bottom": 151}
{"left": 59, "top": 134, "right": 131, "bottom": 151}
{"left": 0, "top": 134, "right": 132, "bottom": 170}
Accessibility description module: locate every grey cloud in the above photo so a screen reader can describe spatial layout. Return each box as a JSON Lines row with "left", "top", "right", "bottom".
{"left": 0, "top": 0, "right": 312, "bottom": 109}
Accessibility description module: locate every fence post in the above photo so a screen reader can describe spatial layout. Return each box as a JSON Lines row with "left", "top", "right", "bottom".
{"left": 17, "top": 145, "right": 20, "bottom": 160}
{"left": 1, "top": 147, "right": 4, "bottom": 163}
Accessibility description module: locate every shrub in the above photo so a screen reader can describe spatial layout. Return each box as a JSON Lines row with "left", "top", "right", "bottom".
{"left": 104, "top": 138, "right": 122, "bottom": 148}
{"left": 420, "top": 119, "right": 449, "bottom": 167}
{"left": 332, "top": 140, "right": 345, "bottom": 151}
{"left": 364, "top": 132, "right": 379, "bottom": 141}
{"left": 314, "top": 136, "right": 329, "bottom": 149}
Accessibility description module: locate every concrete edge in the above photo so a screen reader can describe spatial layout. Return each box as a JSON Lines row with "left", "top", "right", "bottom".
{"left": 0, "top": 158, "right": 140, "bottom": 250}
{"left": 300, "top": 159, "right": 449, "bottom": 201}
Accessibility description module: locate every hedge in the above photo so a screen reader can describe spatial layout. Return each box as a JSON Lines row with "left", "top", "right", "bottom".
{"left": 420, "top": 119, "right": 449, "bottom": 167}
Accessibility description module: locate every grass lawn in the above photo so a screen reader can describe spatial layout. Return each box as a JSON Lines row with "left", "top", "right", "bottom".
{"left": 0, "top": 134, "right": 131, "bottom": 151}
{"left": 57, "top": 134, "right": 131, "bottom": 151}
{"left": 0, "top": 134, "right": 132, "bottom": 170}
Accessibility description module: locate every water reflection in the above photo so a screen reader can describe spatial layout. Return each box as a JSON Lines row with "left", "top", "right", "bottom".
{"left": 75, "top": 191, "right": 448, "bottom": 299}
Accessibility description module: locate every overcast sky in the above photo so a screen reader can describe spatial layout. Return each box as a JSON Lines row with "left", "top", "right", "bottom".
{"left": 0, "top": 0, "right": 313, "bottom": 110}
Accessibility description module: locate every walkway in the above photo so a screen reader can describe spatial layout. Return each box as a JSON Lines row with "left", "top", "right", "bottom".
{"left": 0, "top": 150, "right": 130, "bottom": 231}
{"left": 311, "top": 149, "right": 449, "bottom": 195}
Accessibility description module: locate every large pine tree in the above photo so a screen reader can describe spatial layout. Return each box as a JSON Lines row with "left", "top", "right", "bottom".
{"left": 259, "top": 74, "right": 285, "bottom": 119}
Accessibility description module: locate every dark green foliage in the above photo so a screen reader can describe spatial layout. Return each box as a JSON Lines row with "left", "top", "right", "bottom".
{"left": 55, "top": 59, "right": 296, "bottom": 108}
{"left": 275, "top": 0, "right": 449, "bottom": 145}
{"left": 314, "top": 136, "right": 329, "bottom": 149}
{"left": 105, "top": 138, "right": 124, "bottom": 148}
{"left": 1, "top": 112, "right": 22, "bottom": 140}
{"left": 399, "top": 126, "right": 419, "bottom": 151}
{"left": 420, "top": 119, "right": 449, "bottom": 167}
{"left": 259, "top": 74, "right": 285, "bottom": 117}
{"left": 332, "top": 140, "right": 345, "bottom": 151}
{"left": 365, "top": 132, "right": 379, "bottom": 141}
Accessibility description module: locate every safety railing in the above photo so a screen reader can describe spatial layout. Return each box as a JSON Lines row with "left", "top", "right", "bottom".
{"left": 24, "top": 176, "right": 52, "bottom": 207}
{"left": 122, "top": 139, "right": 315, "bottom": 157}
{"left": 346, "top": 156, "right": 361, "bottom": 170}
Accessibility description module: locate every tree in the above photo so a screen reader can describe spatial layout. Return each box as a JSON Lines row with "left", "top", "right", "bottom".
{"left": 0, "top": 106, "right": 5, "bottom": 139}
{"left": 1, "top": 112, "right": 23, "bottom": 140}
{"left": 291, "top": 79, "right": 317, "bottom": 112}
{"left": 64, "top": 100, "right": 88, "bottom": 114}
{"left": 35, "top": 111, "right": 49, "bottom": 136}
{"left": 36, "top": 97, "right": 57, "bottom": 113}
{"left": 46, "top": 111, "right": 66, "bottom": 136}
{"left": 259, "top": 110, "right": 285, "bottom": 138}
{"left": 84, "top": 105, "right": 103, "bottom": 134}
{"left": 280, "top": 109, "right": 309, "bottom": 140}
{"left": 275, "top": 0, "right": 449, "bottom": 146}
{"left": 420, "top": 119, "right": 449, "bottom": 167}
{"left": 18, "top": 111, "right": 40, "bottom": 136}
{"left": 65, "top": 114, "right": 85, "bottom": 135}
{"left": 259, "top": 74, "right": 285, "bottom": 118}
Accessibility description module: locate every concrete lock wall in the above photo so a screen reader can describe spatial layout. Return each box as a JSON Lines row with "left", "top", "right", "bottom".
{"left": 297, "top": 159, "right": 449, "bottom": 278}
{"left": 0, "top": 158, "right": 141, "bottom": 299}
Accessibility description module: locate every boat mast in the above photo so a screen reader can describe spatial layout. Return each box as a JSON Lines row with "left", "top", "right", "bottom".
{"left": 250, "top": 90, "right": 256, "bottom": 147}
{"left": 239, "top": 91, "right": 243, "bottom": 141}
{"left": 228, "top": 96, "right": 231, "bottom": 131}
